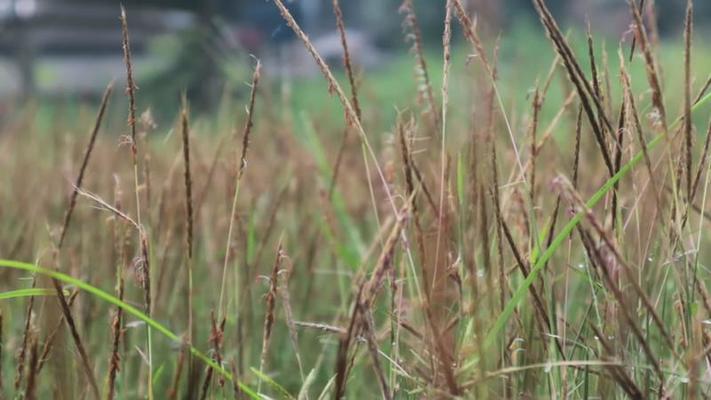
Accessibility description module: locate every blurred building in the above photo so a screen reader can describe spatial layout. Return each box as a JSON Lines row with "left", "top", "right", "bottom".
{"left": 0, "top": 0, "right": 708, "bottom": 100}
{"left": 0, "top": 0, "right": 193, "bottom": 98}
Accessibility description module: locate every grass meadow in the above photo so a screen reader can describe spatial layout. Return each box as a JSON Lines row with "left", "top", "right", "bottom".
{"left": 2, "top": 0, "right": 711, "bottom": 398}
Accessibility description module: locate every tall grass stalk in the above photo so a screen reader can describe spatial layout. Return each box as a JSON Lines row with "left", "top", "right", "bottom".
{"left": 218, "top": 60, "right": 261, "bottom": 320}
{"left": 120, "top": 7, "right": 153, "bottom": 398}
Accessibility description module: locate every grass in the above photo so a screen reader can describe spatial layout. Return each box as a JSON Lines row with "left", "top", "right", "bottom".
{"left": 2, "top": 0, "right": 711, "bottom": 398}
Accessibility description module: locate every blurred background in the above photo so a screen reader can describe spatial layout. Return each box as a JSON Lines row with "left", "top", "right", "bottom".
{"left": 0, "top": 0, "right": 709, "bottom": 119}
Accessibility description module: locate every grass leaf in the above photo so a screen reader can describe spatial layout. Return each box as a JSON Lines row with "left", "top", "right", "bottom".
{"left": 484, "top": 90, "right": 711, "bottom": 349}
{"left": 0, "top": 259, "right": 260, "bottom": 399}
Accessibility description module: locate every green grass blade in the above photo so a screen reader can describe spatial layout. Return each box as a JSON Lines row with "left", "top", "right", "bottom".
{"left": 484, "top": 134, "right": 660, "bottom": 348}
{"left": 0, "top": 288, "right": 68, "bottom": 300}
{"left": 0, "top": 259, "right": 260, "bottom": 399}
{"left": 485, "top": 91, "right": 711, "bottom": 349}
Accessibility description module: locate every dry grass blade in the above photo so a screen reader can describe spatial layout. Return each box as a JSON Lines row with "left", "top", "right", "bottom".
{"left": 237, "top": 62, "right": 261, "bottom": 180}
{"left": 218, "top": 59, "right": 261, "bottom": 318}
{"left": 529, "top": 88, "right": 541, "bottom": 205}
{"left": 332, "top": 0, "right": 361, "bottom": 120}
{"left": 329, "top": 0, "right": 363, "bottom": 198}
{"left": 120, "top": 9, "right": 153, "bottom": 395}
{"left": 181, "top": 102, "right": 194, "bottom": 261}
{"left": 181, "top": 99, "right": 195, "bottom": 352}
{"left": 400, "top": 0, "right": 439, "bottom": 129}
{"left": 75, "top": 186, "right": 139, "bottom": 228}
{"left": 433, "top": 0, "right": 453, "bottom": 297}
{"left": 106, "top": 270, "right": 125, "bottom": 400}
{"left": 24, "top": 334, "right": 39, "bottom": 400}
{"left": 199, "top": 355, "right": 213, "bottom": 399}
{"left": 620, "top": 61, "right": 662, "bottom": 209}
{"left": 200, "top": 312, "right": 226, "bottom": 400}
{"left": 531, "top": 0, "right": 615, "bottom": 176}
{"left": 36, "top": 290, "right": 79, "bottom": 373}
{"left": 135, "top": 233, "right": 154, "bottom": 396}
{"left": 139, "top": 232, "right": 152, "bottom": 313}
{"left": 462, "top": 360, "right": 627, "bottom": 388}
{"left": 120, "top": 5, "right": 138, "bottom": 147}
{"left": 294, "top": 321, "right": 346, "bottom": 335}
{"left": 334, "top": 284, "right": 364, "bottom": 399}
{"left": 258, "top": 243, "right": 283, "bottom": 394}
{"left": 279, "top": 252, "right": 305, "bottom": 381}
{"left": 410, "top": 159, "right": 439, "bottom": 215}
{"left": 212, "top": 313, "right": 226, "bottom": 387}
{"left": 690, "top": 121, "right": 711, "bottom": 204}
{"left": 49, "top": 264, "right": 101, "bottom": 398}
{"left": 107, "top": 177, "right": 126, "bottom": 400}
{"left": 490, "top": 141, "right": 507, "bottom": 313}
{"left": 683, "top": 0, "right": 694, "bottom": 197}
{"left": 120, "top": 4, "right": 145, "bottom": 237}
{"left": 587, "top": 25, "right": 603, "bottom": 112}
{"left": 272, "top": 0, "right": 399, "bottom": 216}
{"left": 628, "top": 0, "right": 668, "bottom": 130}
{"left": 398, "top": 116, "right": 429, "bottom": 285}
{"left": 14, "top": 277, "right": 37, "bottom": 391}
{"left": 168, "top": 343, "right": 187, "bottom": 399}
{"left": 452, "top": 0, "right": 524, "bottom": 177}
{"left": 610, "top": 98, "right": 627, "bottom": 224}
{"left": 628, "top": 0, "right": 646, "bottom": 61}
{"left": 364, "top": 205, "right": 409, "bottom": 307}
{"left": 58, "top": 82, "right": 113, "bottom": 247}
{"left": 451, "top": 0, "right": 494, "bottom": 81}
{"left": 573, "top": 107, "right": 583, "bottom": 188}
{"left": 360, "top": 306, "right": 392, "bottom": 400}
{"left": 695, "top": 74, "right": 711, "bottom": 105}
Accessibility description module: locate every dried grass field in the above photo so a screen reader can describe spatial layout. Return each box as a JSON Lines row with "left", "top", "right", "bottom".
{"left": 1, "top": 0, "right": 711, "bottom": 398}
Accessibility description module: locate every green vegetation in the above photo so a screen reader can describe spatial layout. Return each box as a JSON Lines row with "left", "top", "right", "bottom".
{"left": 1, "top": 0, "right": 711, "bottom": 398}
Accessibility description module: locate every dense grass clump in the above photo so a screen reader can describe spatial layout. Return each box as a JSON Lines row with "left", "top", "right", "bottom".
{"left": 2, "top": 0, "right": 711, "bottom": 398}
